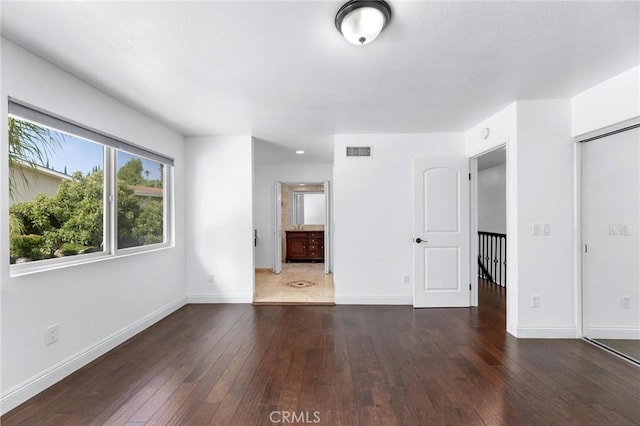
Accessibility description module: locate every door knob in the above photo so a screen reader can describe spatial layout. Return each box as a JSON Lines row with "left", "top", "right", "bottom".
{"left": 414, "top": 238, "right": 427, "bottom": 244}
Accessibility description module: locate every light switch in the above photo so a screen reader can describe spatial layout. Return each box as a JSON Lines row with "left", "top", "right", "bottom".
{"left": 531, "top": 224, "right": 540, "bottom": 236}
{"left": 543, "top": 224, "right": 551, "bottom": 235}
{"left": 621, "top": 296, "right": 631, "bottom": 309}
{"left": 620, "top": 224, "right": 629, "bottom": 235}
{"left": 609, "top": 224, "right": 618, "bottom": 235}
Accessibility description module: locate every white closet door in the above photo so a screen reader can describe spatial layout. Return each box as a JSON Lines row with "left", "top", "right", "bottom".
{"left": 582, "top": 126, "right": 639, "bottom": 348}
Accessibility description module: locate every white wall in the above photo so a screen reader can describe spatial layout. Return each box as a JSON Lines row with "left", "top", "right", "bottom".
{"left": 0, "top": 39, "right": 187, "bottom": 413}
{"left": 333, "top": 133, "right": 465, "bottom": 305}
{"left": 571, "top": 65, "right": 640, "bottom": 137}
{"left": 478, "top": 164, "right": 507, "bottom": 234}
{"left": 253, "top": 161, "right": 333, "bottom": 269}
{"left": 515, "top": 100, "right": 576, "bottom": 337}
{"left": 467, "top": 99, "right": 577, "bottom": 338}
{"left": 185, "top": 136, "right": 254, "bottom": 303}
{"left": 465, "top": 103, "right": 517, "bottom": 157}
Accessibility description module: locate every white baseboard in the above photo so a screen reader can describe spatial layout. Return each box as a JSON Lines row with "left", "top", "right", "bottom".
{"left": 0, "top": 296, "right": 187, "bottom": 416}
{"left": 585, "top": 326, "right": 640, "bottom": 340}
{"left": 187, "top": 293, "right": 253, "bottom": 304}
{"left": 516, "top": 326, "right": 578, "bottom": 338}
{"left": 335, "top": 295, "right": 412, "bottom": 305}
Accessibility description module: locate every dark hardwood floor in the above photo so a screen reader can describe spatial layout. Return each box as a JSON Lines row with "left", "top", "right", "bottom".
{"left": 3, "top": 280, "right": 639, "bottom": 425}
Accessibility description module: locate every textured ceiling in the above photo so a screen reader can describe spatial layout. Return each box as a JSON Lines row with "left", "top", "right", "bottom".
{"left": 2, "top": 1, "right": 639, "bottom": 163}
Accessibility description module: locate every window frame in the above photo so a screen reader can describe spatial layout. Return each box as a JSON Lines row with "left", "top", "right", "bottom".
{"left": 112, "top": 151, "right": 173, "bottom": 256}
{"left": 8, "top": 99, "right": 175, "bottom": 276}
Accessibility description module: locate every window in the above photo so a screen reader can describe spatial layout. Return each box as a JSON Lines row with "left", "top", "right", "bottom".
{"left": 8, "top": 100, "right": 174, "bottom": 273}
{"left": 116, "top": 152, "right": 165, "bottom": 249}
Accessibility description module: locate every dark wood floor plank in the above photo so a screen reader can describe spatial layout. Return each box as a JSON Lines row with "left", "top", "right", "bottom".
{"left": 85, "top": 305, "right": 247, "bottom": 424}
{"left": 145, "top": 382, "right": 196, "bottom": 425}
{"left": 208, "top": 308, "right": 285, "bottom": 424}
{"left": 3, "top": 284, "right": 639, "bottom": 425}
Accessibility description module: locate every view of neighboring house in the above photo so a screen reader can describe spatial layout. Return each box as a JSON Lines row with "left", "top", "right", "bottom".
{"left": 131, "top": 184, "right": 163, "bottom": 202}
{"left": 10, "top": 163, "right": 163, "bottom": 206}
{"left": 9, "top": 162, "right": 71, "bottom": 205}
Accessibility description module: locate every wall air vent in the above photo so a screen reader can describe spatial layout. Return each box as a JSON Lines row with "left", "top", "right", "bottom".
{"left": 345, "top": 146, "right": 372, "bottom": 158}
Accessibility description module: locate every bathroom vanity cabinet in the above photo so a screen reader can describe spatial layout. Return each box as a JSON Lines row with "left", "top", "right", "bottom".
{"left": 285, "top": 231, "right": 324, "bottom": 262}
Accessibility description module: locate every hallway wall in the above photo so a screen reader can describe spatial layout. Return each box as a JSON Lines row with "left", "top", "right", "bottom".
{"left": 466, "top": 99, "right": 577, "bottom": 338}
{"left": 478, "top": 164, "right": 507, "bottom": 234}
{"left": 185, "top": 136, "right": 254, "bottom": 303}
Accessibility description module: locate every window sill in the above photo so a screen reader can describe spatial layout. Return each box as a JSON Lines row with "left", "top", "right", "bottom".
{"left": 9, "top": 243, "right": 174, "bottom": 278}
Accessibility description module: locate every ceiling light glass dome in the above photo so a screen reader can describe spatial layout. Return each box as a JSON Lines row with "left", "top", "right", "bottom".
{"left": 335, "top": 1, "right": 392, "bottom": 45}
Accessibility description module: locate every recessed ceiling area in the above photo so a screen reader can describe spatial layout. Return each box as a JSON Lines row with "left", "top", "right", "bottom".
{"left": 1, "top": 1, "right": 638, "bottom": 164}
{"left": 478, "top": 148, "right": 506, "bottom": 172}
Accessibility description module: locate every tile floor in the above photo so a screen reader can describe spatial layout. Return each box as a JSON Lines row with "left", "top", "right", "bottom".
{"left": 254, "top": 263, "right": 335, "bottom": 304}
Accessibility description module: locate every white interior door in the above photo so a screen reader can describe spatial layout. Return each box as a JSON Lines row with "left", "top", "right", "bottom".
{"left": 413, "top": 157, "right": 470, "bottom": 307}
{"left": 273, "top": 181, "right": 282, "bottom": 274}
{"left": 582, "top": 126, "right": 640, "bottom": 342}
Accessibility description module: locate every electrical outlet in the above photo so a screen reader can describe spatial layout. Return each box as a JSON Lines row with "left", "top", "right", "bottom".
{"left": 543, "top": 224, "right": 551, "bottom": 235}
{"left": 621, "top": 296, "right": 631, "bottom": 309}
{"left": 403, "top": 275, "right": 411, "bottom": 284}
{"left": 609, "top": 224, "right": 618, "bottom": 235}
{"left": 208, "top": 274, "right": 215, "bottom": 283}
{"left": 46, "top": 324, "right": 59, "bottom": 346}
{"left": 620, "top": 224, "right": 629, "bottom": 235}
{"left": 531, "top": 295, "right": 540, "bottom": 309}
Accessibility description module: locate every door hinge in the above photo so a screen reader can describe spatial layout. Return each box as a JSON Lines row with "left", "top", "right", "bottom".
{"left": 584, "top": 244, "right": 588, "bottom": 253}
{"left": 469, "top": 173, "right": 471, "bottom": 180}
{"left": 469, "top": 283, "right": 472, "bottom": 290}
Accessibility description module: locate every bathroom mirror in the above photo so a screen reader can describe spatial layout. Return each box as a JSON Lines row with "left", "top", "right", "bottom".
{"left": 290, "top": 192, "right": 324, "bottom": 225}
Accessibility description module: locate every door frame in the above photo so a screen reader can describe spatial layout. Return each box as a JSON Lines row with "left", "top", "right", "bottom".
{"left": 273, "top": 181, "right": 283, "bottom": 274}
{"left": 469, "top": 143, "right": 507, "bottom": 307}
{"left": 324, "top": 180, "right": 332, "bottom": 274}
{"left": 272, "top": 181, "right": 332, "bottom": 274}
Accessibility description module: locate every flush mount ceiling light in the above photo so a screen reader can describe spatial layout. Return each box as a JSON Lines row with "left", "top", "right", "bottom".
{"left": 335, "top": 0, "right": 392, "bottom": 45}
{"left": 295, "top": 150, "right": 305, "bottom": 154}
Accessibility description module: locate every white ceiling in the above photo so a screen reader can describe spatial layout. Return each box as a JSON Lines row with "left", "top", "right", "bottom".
{"left": 1, "top": 1, "right": 638, "bottom": 164}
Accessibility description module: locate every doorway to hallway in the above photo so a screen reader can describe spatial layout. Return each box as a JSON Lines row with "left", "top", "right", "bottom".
{"left": 473, "top": 147, "right": 507, "bottom": 311}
